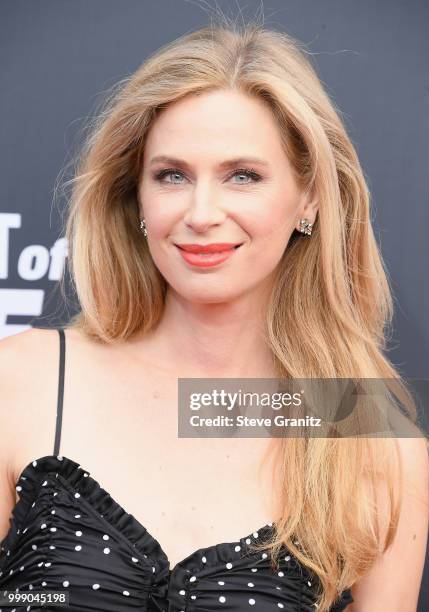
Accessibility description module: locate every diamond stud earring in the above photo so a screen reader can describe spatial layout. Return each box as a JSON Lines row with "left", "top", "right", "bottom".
{"left": 298, "top": 218, "right": 313, "bottom": 236}
{"left": 139, "top": 218, "right": 147, "bottom": 237}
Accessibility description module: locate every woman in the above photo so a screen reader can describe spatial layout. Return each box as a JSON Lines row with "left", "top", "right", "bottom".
{"left": 1, "top": 20, "right": 428, "bottom": 612}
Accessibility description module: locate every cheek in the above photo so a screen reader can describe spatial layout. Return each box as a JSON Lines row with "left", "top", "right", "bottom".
{"left": 239, "top": 198, "right": 295, "bottom": 249}
{"left": 139, "top": 183, "right": 176, "bottom": 228}
{"left": 144, "top": 208, "right": 178, "bottom": 240}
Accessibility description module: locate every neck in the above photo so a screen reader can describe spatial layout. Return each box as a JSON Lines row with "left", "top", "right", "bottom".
{"left": 138, "top": 285, "right": 277, "bottom": 379}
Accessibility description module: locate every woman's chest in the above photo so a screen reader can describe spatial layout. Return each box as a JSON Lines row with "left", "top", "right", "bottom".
{"left": 50, "top": 373, "right": 279, "bottom": 568}
{"left": 73, "top": 435, "right": 276, "bottom": 567}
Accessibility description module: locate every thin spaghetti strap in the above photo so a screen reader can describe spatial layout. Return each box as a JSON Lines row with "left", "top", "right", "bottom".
{"left": 53, "top": 328, "right": 65, "bottom": 456}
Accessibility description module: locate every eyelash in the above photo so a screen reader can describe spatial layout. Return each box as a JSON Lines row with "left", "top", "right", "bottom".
{"left": 153, "top": 167, "right": 263, "bottom": 185}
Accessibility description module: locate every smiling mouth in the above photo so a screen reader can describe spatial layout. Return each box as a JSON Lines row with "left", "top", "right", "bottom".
{"left": 174, "top": 243, "right": 244, "bottom": 268}
{"left": 175, "top": 244, "right": 243, "bottom": 254}
{"left": 180, "top": 246, "right": 242, "bottom": 257}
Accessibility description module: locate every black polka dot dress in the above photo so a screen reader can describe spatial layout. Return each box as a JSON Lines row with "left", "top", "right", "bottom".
{"left": 0, "top": 329, "right": 354, "bottom": 611}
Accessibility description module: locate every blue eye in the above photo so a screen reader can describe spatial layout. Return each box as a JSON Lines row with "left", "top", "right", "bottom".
{"left": 231, "top": 169, "right": 262, "bottom": 184}
{"left": 154, "top": 169, "right": 185, "bottom": 184}
{"left": 153, "top": 168, "right": 262, "bottom": 185}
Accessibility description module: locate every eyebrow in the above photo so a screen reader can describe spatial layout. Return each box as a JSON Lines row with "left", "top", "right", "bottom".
{"left": 149, "top": 155, "right": 270, "bottom": 169}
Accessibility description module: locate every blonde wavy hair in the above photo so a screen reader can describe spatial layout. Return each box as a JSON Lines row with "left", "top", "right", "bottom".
{"left": 58, "top": 16, "right": 428, "bottom": 612}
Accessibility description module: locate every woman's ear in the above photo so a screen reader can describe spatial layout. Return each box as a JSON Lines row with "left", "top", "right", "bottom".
{"left": 295, "top": 189, "right": 319, "bottom": 232}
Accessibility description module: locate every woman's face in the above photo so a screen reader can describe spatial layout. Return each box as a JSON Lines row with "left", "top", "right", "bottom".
{"left": 138, "top": 88, "right": 316, "bottom": 304}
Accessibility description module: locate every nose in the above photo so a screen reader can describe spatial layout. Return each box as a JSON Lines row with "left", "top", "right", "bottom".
{"left": 183, "top": 183, "right": 226, "bottom": 233}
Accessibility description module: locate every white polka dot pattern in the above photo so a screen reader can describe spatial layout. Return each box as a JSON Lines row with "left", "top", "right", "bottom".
{"left": 0, "top": 455, "right": 354, "bottom": 611}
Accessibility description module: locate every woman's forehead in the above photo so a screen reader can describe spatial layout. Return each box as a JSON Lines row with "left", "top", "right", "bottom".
{"left": 143, "top": 90, "right": 287, "bottom": 166}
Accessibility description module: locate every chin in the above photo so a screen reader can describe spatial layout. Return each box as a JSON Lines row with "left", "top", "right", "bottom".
{"left": 176, "top": 287, "right": 240, "bottom": 304}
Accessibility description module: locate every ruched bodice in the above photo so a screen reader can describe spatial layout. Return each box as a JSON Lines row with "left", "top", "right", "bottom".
{"left": 0, "top": 455, "right": 353, "bottom": 611}
{"left": 0, "top": 329, "right": 354, "bottom": 610}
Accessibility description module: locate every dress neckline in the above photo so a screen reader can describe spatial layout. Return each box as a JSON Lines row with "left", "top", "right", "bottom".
{"left": 5, "top": 453, "right": 355, "bottom": 610}
{"left": 11, "top": 453, "right": 279, "bottom": 575}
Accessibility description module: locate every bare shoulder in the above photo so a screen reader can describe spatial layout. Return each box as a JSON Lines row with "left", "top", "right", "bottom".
{"left": 0, "top": 325, "right": 60, "bottom": 358}
{"left": 349, "top": 436, "right": 429, "bottom": 611}
{"left": 0, "top": 327, "right": 63, "bottom": 542}
{"left": 0, "top": 325, "right": 60, "bottom": 395}
{"left": 396, "top": 435, "right": 429, "bottom": 503}
{"left": 0, "top": 326, "right": 60, "bottom": 395}
{"left": 0, "top": 327, "right": 62, "bottom": 474}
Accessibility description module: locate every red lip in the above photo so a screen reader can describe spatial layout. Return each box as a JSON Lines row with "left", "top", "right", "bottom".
{"left": 175, "top": 243, "right": 243, "bottom": 253}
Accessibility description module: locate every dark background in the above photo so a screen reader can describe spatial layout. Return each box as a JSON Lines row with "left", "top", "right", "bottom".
{"left": 0, "top": 1, "right": 428, "bottom": 607}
